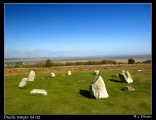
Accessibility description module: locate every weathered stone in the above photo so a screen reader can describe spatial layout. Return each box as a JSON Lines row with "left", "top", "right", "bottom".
{"left": 90, "top": 76, "right": 109, "bottom": 99}
{"left": 123, "top": 86, "right": 135, "bottom": 91}
{"left": 50, "top": 72, "right": 55, "bottom": 77}
{"left": 67, "top": 71, "right": 71, "bottom": 75}
{"left": 111, "top": 74, "right": 118, "bottom": 78}
{"left": 78, "top": 80, "right": 85, "bottom": 82}
{"left": 94, "top": 70, "right": 100, "bottom": 75}
{"left": 30, "top": 89, "right": 47, "bottom": 96}
{"left": 28, "top": 71, "right": 35, "bottom": 81}
{"left": 18, "top": 78, "right": 28, "bottom": 87}
{"left": 119, "top": 70, "right": 133, "bottom": 83}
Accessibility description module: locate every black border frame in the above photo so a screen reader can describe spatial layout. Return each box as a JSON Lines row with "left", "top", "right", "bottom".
{"left": 3, "top": 1, "right": 153, "bottom": 119}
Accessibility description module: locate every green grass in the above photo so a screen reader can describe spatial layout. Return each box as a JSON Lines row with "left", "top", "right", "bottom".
{"left": 4, "top": 67, "right": 151, "bottom": 114}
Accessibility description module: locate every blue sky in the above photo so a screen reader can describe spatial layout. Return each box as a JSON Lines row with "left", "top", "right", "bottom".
{"left": 4, "top": 3, "right": 152, "bottom": 58}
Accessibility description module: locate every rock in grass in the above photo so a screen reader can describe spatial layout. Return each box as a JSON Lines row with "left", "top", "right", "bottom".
{"left": 119, "top": 70, "right": 133, "bottom": 83}
{"left": 94, "top": 70, "right": 100, "bottom": 75}
{"left": 28, "top": 71, "right": 35, "bottom": 81}
{"left": 30, "top": 89, "right": 47, "bottom": 96}
{"left": 90, "top": 76, "right": 109, "bottom": 99}
{"left": 67, "top": 71, "right": 71, "bottom": 75}
{"left": 123, "top": 86, "right": 135, "bottom": 91}
{"left": 18, "top": 78, "right": 28, "bottom": 88}
{"left": 111, "top": 74, "right": 118, "bottom": 78}
{"left": 50, "top": 72, "right": 55, "bottom": 77}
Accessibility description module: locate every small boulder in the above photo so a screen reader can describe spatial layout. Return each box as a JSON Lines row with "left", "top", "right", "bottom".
{"left": 30, "top": 89, "right": 47, "bottom": 96}
{"left": 50, "top": 72, "right": 55, "bottom": 77}
{"left": 18, "top": 78, "right": 28, "bottom": 88}
{"left": 67, "top": 71, "right": 71, "bottom": 75}
{"left": 111, "top": 74, "right": 118, "bottom": 78}
{"left": 122, "top": 86, "right": 135, "bottom": 91}
{"left": 94, "top": 70, "right": 100, "bottom": 75}
{"left": 119, "top": 70, "right": 133, "bottom": 83}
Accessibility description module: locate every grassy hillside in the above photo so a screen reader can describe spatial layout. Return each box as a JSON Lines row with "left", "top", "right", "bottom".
{"left": 4, "top": 64, "right": 151, "bottom": 114}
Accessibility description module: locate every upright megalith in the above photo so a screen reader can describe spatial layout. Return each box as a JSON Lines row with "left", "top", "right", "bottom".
{"left": 94, "top": 70, "right": 100, "bottom": 75}
{"left": 18, "top": 78, "right": 28, "bottom": 88}
{"left": 67, "top": 71, "right": 71, "bottom": 75}
{"left": 50, "top": 72, "right": 55, "bottom": 77}
{"left": 28, "top": 71, "right": 35, "bottom": 81}
{"left": 119, "top": 70, "right": 133, "bottom": 83}
{"left": 90, "top": 76, "right": 109, "bottom": 99}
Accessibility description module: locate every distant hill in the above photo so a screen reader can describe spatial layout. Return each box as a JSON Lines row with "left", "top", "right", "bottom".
{"left": 4, "top": 54, "right": 151, "bottom": 61}
{"left": 4, "top": 54, "right": 151, "bottom": 65}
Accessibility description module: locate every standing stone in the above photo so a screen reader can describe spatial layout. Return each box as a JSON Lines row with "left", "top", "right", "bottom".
{"left": 67, "top": 71, "right": 71, "bottom": 75}
{"left": 18, "top": 78, "right": 28, "bottom": 88}
{"left": 119, "top": 70, "right": 125, "bottom": 82}
{"left": 90, "top": 76, "right": 109, "bottom": 99}
{"left": 50, "top": 72, "right": 55, "bottom": 77}
{"left": 28, "top": 71, "right": 35, "bottom": 81}
{"left": 94, "top": 70, "right": 100, "bottom": 75}
{"left": 119, "top": 70, "right": 133, "bottom": 83}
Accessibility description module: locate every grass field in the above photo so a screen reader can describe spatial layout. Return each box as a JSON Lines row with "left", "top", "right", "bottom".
{"left": 4, "top": 64, "right": 151, "bottom": 114}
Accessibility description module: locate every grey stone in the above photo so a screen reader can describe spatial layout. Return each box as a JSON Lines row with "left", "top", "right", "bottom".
{"left": 67, "top": 71, "right": 71, "bottom": 75}
{"left": 90, "top": 76, "right": 109, "bottom": 99}
{"left": 18, "top": 78, "right": 28, "bottom": 87}
{"left": 50, "top": 72, "right": 55, "bottom": 77}
{"left": 28, "top": 71, "right": 35, "bottom": 81}
{"left": 30, "top": 89, "right": 47, "bottom": 96}
{"left": 94, "top": 70, "right": 100, "bottom": 75}
{"left": 111, "top": 74, "right": 118, "bottom": 78}
{"left": 119, "top": 70, "right": 133, "bottom": 83}
{"left": 123, "top": 86, "right": 135, "bottom": 91}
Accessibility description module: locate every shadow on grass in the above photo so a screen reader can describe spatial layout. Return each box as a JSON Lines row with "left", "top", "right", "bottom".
{"left": 79, "top": 89, "right": 90, "bottom": 98}
{"left": 79, "top": 89, "right": 98, "bottom": 99}
{"left": 80, "top": 89, "right": 97, "bottom": 99}
{"left": 91, "top": 73, "right": 96, "bottom": 75}
{"left": 120, "top": 88, "right": 125, "bottom": 91}
{"left": 109, "top": 79, "right": 122, "bottom": 83}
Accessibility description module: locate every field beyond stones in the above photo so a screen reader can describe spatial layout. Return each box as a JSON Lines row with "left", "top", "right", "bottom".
{"left": 4, "top": 64, "right": 151, "bottom": 114}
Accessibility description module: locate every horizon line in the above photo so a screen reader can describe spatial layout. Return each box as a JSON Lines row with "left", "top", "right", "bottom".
{"left": 4, "top": 54, "right": 151, "bottom": 60}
